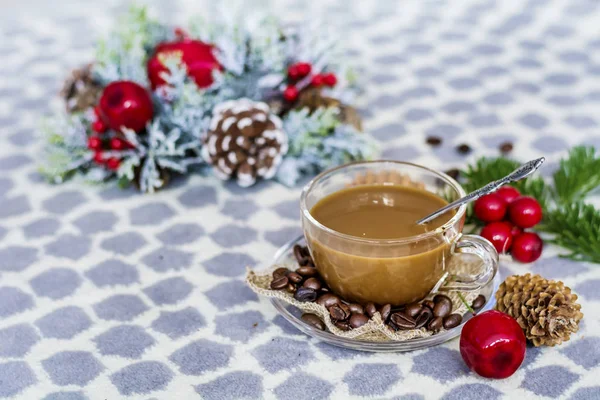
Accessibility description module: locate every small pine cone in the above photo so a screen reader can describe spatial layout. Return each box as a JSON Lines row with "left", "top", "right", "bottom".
{"left": 296, "top": 88, "right": 362, "bottom": 131}
{"left": 495, "top": 273, "right": 583, "bottom": 347}
{"left": 202, "top": 98, "right": 288, "bottom": 187}
{"left": 61, "top": 63, "right": 103, "bottom": 113}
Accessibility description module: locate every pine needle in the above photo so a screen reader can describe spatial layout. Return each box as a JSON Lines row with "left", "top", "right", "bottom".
{"left": 552, "top": 146, "right": 600, "bottom": 205}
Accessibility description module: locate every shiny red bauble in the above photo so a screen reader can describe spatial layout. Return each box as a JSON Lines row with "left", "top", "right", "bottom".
{"left": 474, "top": 194, "right": 507, "bottom": 222}
{"left": 147, "top": 40, "right": 220, "bottom": 89}
{"left": 311, "top": 74, "right": 324, "bottom": 87}
{"left": 460, "top": 310, "right": 526, "bottom": 379}
{"left": 322, "top": 72, "right": 337, "bottom": 87}
{"left": 496, "top": 186, "right": 520, "bottom": 204}
{"left": 481, "top": 222, "right": 513, "bottom": 253}
{"left": 508, "top": 196, "right": 543, "bottom": 228}
{"left": 106, "top": 157, "right": 121, "bottom": 171}
{"left": 87, "top": 136, "right": 103, "bottom": 151}
{"left": 511, "top": 232, "right": 543, "bottom": 263}
{"left": 283, "top": 85, "right": 299, "bottom": 102}
{"left": 98, "top": 81, "right": 154, "bottom": 133}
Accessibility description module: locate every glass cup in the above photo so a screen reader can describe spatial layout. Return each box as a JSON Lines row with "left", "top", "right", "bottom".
{"left": 300, "top": 161, "right": 498, "bottom": 306}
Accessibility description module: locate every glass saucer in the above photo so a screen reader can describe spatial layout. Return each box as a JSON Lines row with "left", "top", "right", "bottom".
{"left": 264, "top": 235, "right": 499, "bottom": 352}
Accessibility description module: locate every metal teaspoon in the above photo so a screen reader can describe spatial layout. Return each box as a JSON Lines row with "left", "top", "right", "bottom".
{"left": 416, "top": 157, "right": 545, "bottom": 225}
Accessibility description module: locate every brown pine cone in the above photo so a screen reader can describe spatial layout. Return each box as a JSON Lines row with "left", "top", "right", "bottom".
{"left": 202, "top": 98, "right": 288, "bottom": 187}
{"left": 296, "top": 88, "right": 362, "bottom": 131}
{"left": 61, "top": 63, "right": 103, "bottom": 113}
{"left": 495, "top": 273, "right": 583, "bottom": 347}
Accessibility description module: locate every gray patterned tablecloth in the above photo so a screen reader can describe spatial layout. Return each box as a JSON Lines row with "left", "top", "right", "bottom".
{"left": 0, "top": 0, "right": 599, "bottom": 399}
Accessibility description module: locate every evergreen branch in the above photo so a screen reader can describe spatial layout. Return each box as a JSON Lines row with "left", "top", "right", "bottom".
{"left": 538, "top": 202, "right": 600, "bottom": 263}
{"left": 552, "top": 146, "right": 600, "bottom": 205}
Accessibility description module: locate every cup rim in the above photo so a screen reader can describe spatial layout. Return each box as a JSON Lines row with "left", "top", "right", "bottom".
{"left": 300, "top": 160, "right": 468, "bottom": 245}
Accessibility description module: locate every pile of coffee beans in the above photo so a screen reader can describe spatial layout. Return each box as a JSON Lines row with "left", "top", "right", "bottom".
{"left": 271, "top": 245, "right": 486, "bottom": 333}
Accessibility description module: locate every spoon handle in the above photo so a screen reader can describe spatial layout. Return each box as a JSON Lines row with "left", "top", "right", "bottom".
{"left": 416, "top": 157, "right": 545, "bottom": 225}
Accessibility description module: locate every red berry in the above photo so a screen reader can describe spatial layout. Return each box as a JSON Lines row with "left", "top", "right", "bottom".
{"left": 511, "top": 232, "right": 543, "bottom": 263}
{"left": 504, "top": 221, "right": 522, "bottom": 238}
{"left": 460, "top": 310, "right": 526, "bottom": 379}
{"left": 93, "top": 151, "right": 105, "bottom": 164}
{"left": 296, "top": 62, "right": 312, "bottom": 77}
{"left": 480, "top": 222, "right": 513, "bottom": 253}
{"left": 92, "top": 119, "right": 107, "bottom": 133}
{"left": 311, "top": 74, "right": 324, "bottom": 87}
{"left": 496, "top": 186, "right": 520, "bottom": 204}
{"left": 508, "top": 196, "right": 543, "bottom": 228}
{"left": 288, "top": 65, "right": 300, "bottom": 80}
{"left": 110, "top": 137, "right": 126, "bottom": 151}
{"left": 87, "top": 136, "right": 103, "bottom": 150}
{"left": 322, "top": 72, "right": 337, "bottom": 87}
{"left": 474, "top": 194, "right": 507, "bottom": 222}
{"left": 98, "top": 81, "right": 154, "bottom": 132}
{"left": 283, "top": 85, "right": 299, "bottom": 102}
{"left": 106, "top": 157, "right": 121, "bottom": 171}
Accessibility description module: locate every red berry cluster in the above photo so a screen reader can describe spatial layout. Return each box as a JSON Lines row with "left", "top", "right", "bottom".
{"left": 87, "top": 106, "right": 132, "bottom": 171}
{"left": 474, "top": 186, "right": 543, "bottom": 263}
{"left": 283, "top": 62, "right": 337, "bottom": 102}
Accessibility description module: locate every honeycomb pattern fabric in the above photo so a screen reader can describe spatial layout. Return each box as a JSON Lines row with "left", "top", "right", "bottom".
{"left": 0, "top": 0, "right": 599, "bottom": 398}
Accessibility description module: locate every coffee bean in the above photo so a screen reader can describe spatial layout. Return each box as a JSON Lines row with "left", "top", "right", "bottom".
{"left": 426, "top": 136, "right": 442, "bottom": 147}
{"left": 272, "top": 267, "right": 290, "bottom": 279}
{"left": 365, "top": 302, "right": 377, "bottom": 317}
{"left": 423, "top": 300, "right": 436, "bottom": 310}
{"left": 415, "top": 307, "right": 433, "bottom": 329}
{"left": 456, "top": 143, "right": 472, "bottom": 154}
{"left": 316, "top": 293, "right": 340, "bottom": 308}
{"left": 443, "top": 313, "right": 462, "bottom": 329}
{"left": 335, "top": 321, "right": 351, "bottom": 331}
{"left": 444, "top": 169, "right": 460, "bottom": 180}
{"left": 348, "top": 303, "right": 364, "bottom": 315}
{"left": 433, "top": 301, "right": 451, "bottom": 318}
{"left": 390, "top": 312, "right": 416, "bottom": 330}
{"left": 302, "top": 277, "right": 321, "bottom": 291}
{"left": 287, "top": 272, "right": 303, "bottom": 284}
{"left": 379, "top": 304, "right": 392, "bottom": 322}
{"left": 427, "top": 316, "right": 443, "bottom": 332}
{"left": 433, "top": 294, "right": 452, "bottom": 305}
{"left": 349, "top": 313, "right": 369, "bottom": 329}
{"left": 405, "top": 303, "right": 422, "bottom": 318}
{"left": 270, "top": 276, "right": 289, "bottom": 290}
{"left": 286, "top": 283, "right": 297, "bottom": 293}
{"left": 499, "top": 142, "right": 513, "bottom": 154}
{"left": 296, "top": 266, "right": 318, "bottom": 277}
{"left": 329, "top": 303, "right": 351, "bottom": 321}
{"left": 294, "top": 287, "right": 317, "bottom": 302}
{"left": 301, "top": 313, "right": 325, "bottom": 330}
{"left": 293, "top": 245, "right": 309, "bottom": 265}
{"left": 472, "top": 295, "right": 486, "bottom": 310}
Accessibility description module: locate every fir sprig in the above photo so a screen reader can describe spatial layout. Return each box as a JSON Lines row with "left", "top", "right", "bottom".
{"left": 460, "top": 146, "right": 600, "bottom": 263}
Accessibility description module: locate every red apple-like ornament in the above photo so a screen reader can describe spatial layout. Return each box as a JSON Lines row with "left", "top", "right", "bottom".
{"left": 147, "top": 39, "right": 220, "bottom": 89}
{"left": 460, "top": 310, "right": 526, "bottom": 379}
{"left": 98, "top": 81, "right": 154, "bottom": 133}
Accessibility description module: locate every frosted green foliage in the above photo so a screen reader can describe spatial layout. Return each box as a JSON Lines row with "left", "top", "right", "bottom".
{"left": 94, "top": 5, "right": 173, "bottom": 85}
{"left": 276, "top": 107, "right": 379, "bottom": 186}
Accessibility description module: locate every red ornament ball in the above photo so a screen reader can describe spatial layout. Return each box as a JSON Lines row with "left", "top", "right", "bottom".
{"left": 296, "top": 62, "right": 312, "bottom": 78}
{"left": 98, "top": 81, "right": 154, "bottom": 133}
{"left": 481, "top": 222, "right": 513, "bottom": 254}
{"left": 474, "top": 194, "right": 507, "bottom": 223}
{"left": 87, "top": 136, "right": 103, "bottom": 151}
{"left": 508, "top": 196, "right": 543, "bottom": 228}
{"left": 110, "top": 137, "right": 127, "bottom": 151}
{"left": 106, "top": 157, "right": 121, "bottom": 171}
{"left": 311, "top": 74, "right": 324, "bottom": 87}
{"left": 283, "top": 85, "right": 299, "bottom": 102}
{"left": 93, "top": 151, "right": 105, "bottom": 165}
{"left": 496, "top": 186, "right": 520, "bottom": 204}
{"left": 511, "top": 232, "right": 543, "bottom": 263}
{"left": 322, "top": 72, "right": 337, "bottom": 87}
{"left": 147, "top": 39, "right": 220, "bottom": 89}
{"left": 92, "top": 119, "right": 107, "bottom": 134}
{"left": 460, "top": 310, "right": 526, "bottom": 379}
